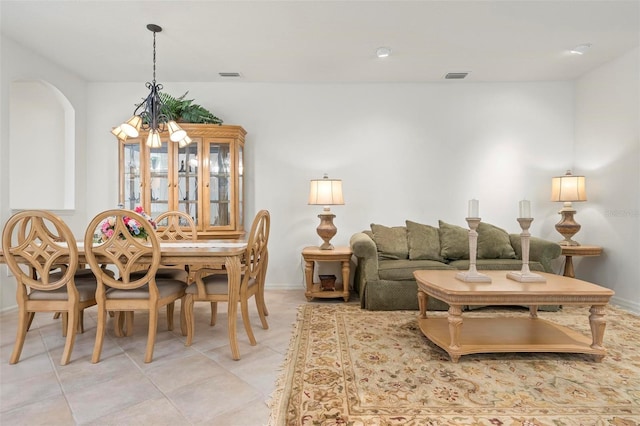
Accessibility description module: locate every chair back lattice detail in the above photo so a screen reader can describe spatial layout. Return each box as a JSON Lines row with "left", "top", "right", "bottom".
{"left": 154, "top": 211, "right": 197, "bottom": 241}
{"left": 243, "top": 210, "right": 270, "bottom": 289}
{"left": 2, "top": 210, "right": 78, "bottom": 291}
{"left": 84, "top": 209, "right": 161, "bottom": 290}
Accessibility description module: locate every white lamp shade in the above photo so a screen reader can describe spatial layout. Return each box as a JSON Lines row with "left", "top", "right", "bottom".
{"left": 121, "top": 115, "right": 142, "bottom": 137}
{"left": 146, "top": 130, "right": 162, "bottom": 148}
{"left": 178, "top": 136, "right": 193, "bottom": 148}
{"left": 168, "top": 121, "right": 187, "bottom": 142}
{"left": 551, "top": 171, "right": 587, "bottom": 202}
{"left": 309, "top": 176, "right": 344, "bottom": 205}
{"left": 111, "top": 126, "right": 128, "bottom": 141}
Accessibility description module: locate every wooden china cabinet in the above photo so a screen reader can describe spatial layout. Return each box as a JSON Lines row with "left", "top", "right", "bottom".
{"left": 117, "top": 124, "right": 246, "bottom": 239}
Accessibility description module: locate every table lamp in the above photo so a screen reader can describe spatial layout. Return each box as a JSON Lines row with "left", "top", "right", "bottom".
{"left": 551, "top": 170, "right": 587, "bottom": 246}
{"left": 308, "top": 174, "right": 344, "bottom": 250}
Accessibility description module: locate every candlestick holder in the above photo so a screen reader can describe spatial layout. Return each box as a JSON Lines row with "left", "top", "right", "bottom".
{"left": 455, "top": 217, "right": 491, "bottom": 283}
{"left": 507, "top": 218, "right": 546, "bottom": 283}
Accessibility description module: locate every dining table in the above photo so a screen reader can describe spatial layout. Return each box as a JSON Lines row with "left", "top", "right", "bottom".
{"left": 0, "top": 240, "right": 249, "bottom": 360}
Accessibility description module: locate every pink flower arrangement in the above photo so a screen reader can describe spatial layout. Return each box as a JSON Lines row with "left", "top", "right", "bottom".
{"left": 100, "top": 206, "right": 157, "bottom": 240}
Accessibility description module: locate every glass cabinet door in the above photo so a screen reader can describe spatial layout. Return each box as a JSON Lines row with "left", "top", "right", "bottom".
{"left": 208, "top": 142, "right": 231, "bottom": 227}
{"left": 120, "top": 140, "right": 142, "bottom": 210}
{"left": 176, "top": 142, "right": 200, "bottom": 226}
{"left": 148, "top": 144, "right": 170, "bottom": 219}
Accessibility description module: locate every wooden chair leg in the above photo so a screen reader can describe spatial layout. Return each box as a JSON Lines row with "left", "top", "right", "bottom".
{"left": 144, "top": 308, "right": 158, "bottom": 363}
{"left": 241, "top": 298, "right": 257, "bottom": 346}
{"left": 10, "top": 307, "right": 30, "bottom": 364}
{"left": 184, "top": 294, "right": 195, "bottom": 346}
{"left": 61, "top": 312, "right": 68, "bottom": 337}
{"left": 114, "top": 312, "right": 125, "bottom": 337}
{"left": 210, "top": 302, "right": 218, "bottom": 326}
{"left": 26, "top": 312, "right": 35, "bottom": 331}
{"left": 60, "top": 309, "right": 78, "bottom": 365}
{"left": 53, "top": 312, "right": 61, "bottom": 319}
{"left": 124, "top": 311, "right": 134, "bottom": 337}
{"left": 167, "top": 302, "right": 174, "bottom": 331}
{"left": 255, "top": 292, "right": 269, "bottom": 330}
{"left": 180, "top": 296, "right": 187, "bottom": 336}
{"left": 92, "top": 305, "right": 107, "bottom": 363}
{"left": 78, "top": 310, "right": 85, "bottom": 334}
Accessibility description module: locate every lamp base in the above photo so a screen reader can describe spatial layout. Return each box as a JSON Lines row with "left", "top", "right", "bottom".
{"left": 555, "top": 207, "right": 581, "bottom": 246}
{"left": 317, "top": 211, "right": 337, "bottom": 250}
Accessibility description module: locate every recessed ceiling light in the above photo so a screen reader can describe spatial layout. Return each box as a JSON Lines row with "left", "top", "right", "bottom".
{"left": 376, "top": 47, "right": 392, "bottom": 58}
{"left": 569, "top": 43, "right": 592, "bottom": 55}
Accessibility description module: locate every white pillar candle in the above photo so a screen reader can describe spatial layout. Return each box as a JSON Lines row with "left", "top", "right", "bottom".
{"left": 519, "top": 199, "right": 531, "bottom": 218}
{"left": 468, "top": 199, "right": 479, "bottom": 218}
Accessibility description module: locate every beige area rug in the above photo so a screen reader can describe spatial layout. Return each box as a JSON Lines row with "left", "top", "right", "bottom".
{"left": 269, "top": 303, "right": 640, "bottom": 425}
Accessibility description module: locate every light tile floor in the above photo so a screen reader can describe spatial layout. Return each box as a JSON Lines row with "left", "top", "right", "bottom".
{"left": 0, "top": 289, "right": 316, "bottom": 425}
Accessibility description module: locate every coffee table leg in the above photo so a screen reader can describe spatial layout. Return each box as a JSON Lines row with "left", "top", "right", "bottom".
{"left": 448, "top": 305, "right": 463, "bottom": 351}
{"left": 418, "top": 290, "right": 428, "bottom": 319}
{"left": 529, "top": 305, "right": 538, "bottom": 318}
{"left": 589, "top": 305, "right": 607, "bottom": 361}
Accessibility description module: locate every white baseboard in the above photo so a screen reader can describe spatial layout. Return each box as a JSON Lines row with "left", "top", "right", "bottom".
{"left": 265, "top": 282, "right": 304, "bottom": 290}
{"left": 610, "top": 296, "right": 640, "bottom": 315}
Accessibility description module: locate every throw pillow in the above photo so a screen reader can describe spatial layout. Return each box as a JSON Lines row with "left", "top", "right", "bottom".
{"left": 438, "top": 220, "right": 469, "bottom": 260}
{"left": 370, "top": 224, "right": 408, "bottom": 260}
{"left": 477, "top": 222, "right": 517, "bottom": 259}
{"left": 405, "top": 220, "right": 444, "bottom": 261}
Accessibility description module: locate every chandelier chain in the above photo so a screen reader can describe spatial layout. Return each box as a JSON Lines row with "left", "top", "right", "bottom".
{"left": 152, "top": 31, "right": 157, "bottom": 84}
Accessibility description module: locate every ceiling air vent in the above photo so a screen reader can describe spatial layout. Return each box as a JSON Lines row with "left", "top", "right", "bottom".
{"left": 444, "top": 72, "right": 469, "bottom": 80}
{"left": 219, "top": 72, "right": 242, "bottom": 78}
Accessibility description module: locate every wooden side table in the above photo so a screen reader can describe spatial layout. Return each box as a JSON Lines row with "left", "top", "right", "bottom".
{"left": 302, "top": 246, "right": 352, "bottom": 302}
{"left": 561, "top": 245, "right": 603, "bottom": 278}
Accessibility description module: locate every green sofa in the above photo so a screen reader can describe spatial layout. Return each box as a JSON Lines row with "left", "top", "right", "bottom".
{"left": 350, "top": 220, "right": 562, "bottom": 311}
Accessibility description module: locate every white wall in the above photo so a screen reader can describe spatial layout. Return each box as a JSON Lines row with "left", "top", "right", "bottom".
{"left": 574, "top": 47, "right": 640, "bottom": 312}
{"left": 87, "top": 81, "right": 574, "bottom": 291}
{"left": 0, "top": 36, "right": 88, "bottom": 310}
{"left": 5, "top": 34, "right": 634, "bottom": 313}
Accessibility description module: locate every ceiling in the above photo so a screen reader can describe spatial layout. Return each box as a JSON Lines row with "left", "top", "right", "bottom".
{"left": 1, "top": 1, "right": 638, "bottom": 83}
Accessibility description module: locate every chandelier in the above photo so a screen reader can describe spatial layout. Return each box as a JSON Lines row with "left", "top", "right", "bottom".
{"left": 111, "top": 24, "right": 191, "bottom": 148}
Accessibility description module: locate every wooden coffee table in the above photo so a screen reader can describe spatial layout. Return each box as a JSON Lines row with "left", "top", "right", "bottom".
{"left": 413, "top": 270, "right": 614, "bottom": 363}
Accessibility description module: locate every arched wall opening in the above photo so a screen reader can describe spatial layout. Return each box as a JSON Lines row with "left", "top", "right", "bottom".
{"left": 9, "top": 80, "right": 75, "bottom": 210}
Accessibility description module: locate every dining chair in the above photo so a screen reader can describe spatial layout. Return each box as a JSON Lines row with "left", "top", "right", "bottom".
{"left": 184, "top": 210, "right": 270, "bottom": 355}
{"left": 22, "top": 216, "right": 109, "bottom": 334}
{"left": 130, "top": 210, "right": 196, "bottom": 334}
{"left": 2, "top": 210, "right": 97, "bottom": 365}
{"left": 84, "top": 209, "right": 187, "bottom": 363}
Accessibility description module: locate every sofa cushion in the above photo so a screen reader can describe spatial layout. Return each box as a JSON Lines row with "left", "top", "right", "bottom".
{"left": 477, "top": 222, "right": 517, "bottom": 259}
{"left": 405, "top": 220, "right": 444, "bottom": 262}
{"left": 370, "top": 224, "right": 408, "bottom": 260}
{"left": 449, "top": 259, "right": 545, "bottom": 272}
{"left": 378, "top": 259, "right": 454, "bottom": 281}
{"left": 438, "top": 220, "right": 469, "bottom": 260}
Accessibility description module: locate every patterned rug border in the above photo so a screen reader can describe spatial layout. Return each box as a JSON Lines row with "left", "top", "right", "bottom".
{"left": 268, "top": 303, "right": 640, "bottom": 425}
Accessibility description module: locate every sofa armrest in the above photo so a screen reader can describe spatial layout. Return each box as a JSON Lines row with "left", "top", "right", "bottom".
{"left": 509, "top": 234, "right": 562, "bottom": 273}
{"left": 350, "top": 232, "right": 379, "bottom": 278}
{"left": 350, "top": 232, "right": 380, "bottom": 304}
